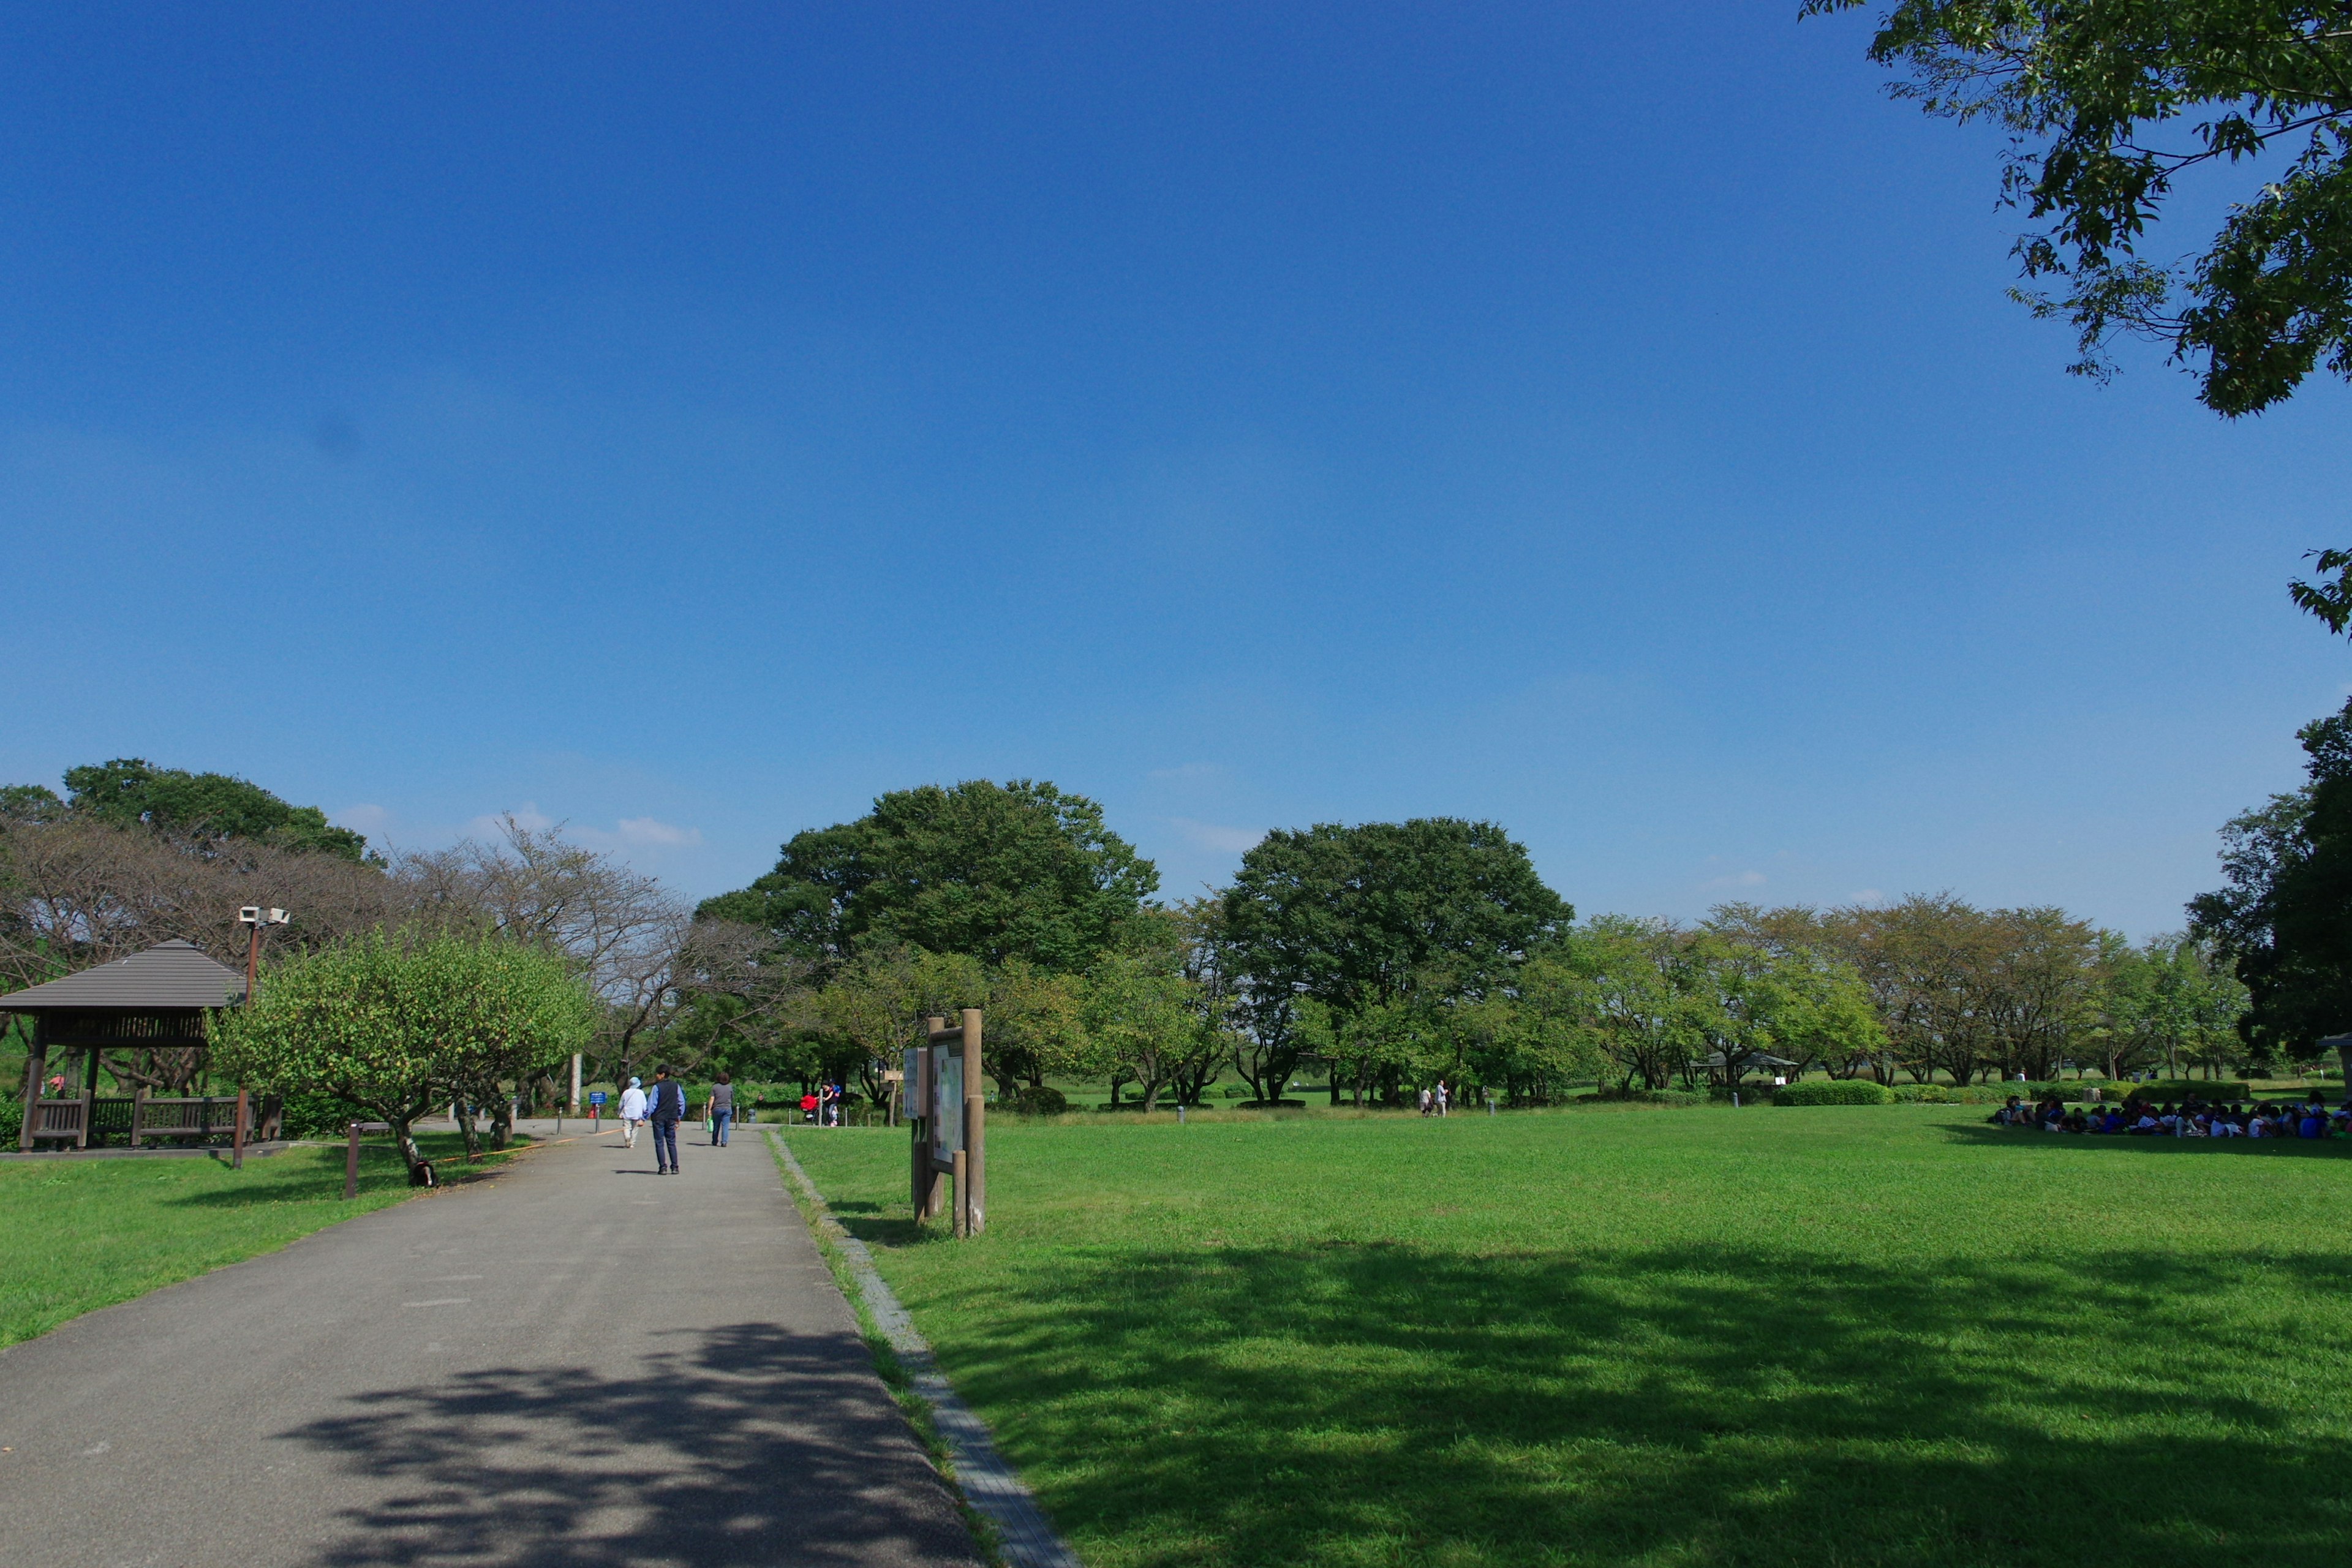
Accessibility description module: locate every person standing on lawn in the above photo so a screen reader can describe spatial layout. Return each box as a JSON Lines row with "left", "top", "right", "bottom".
{"left": 617, "top": 1076, "right": 647, "bottom": 1148}
{"left": 708, "top": 1074, "right": 735, "bottom": 1147}
{"left": 649, "top": 1065, "right": 686, "bottom": 1174}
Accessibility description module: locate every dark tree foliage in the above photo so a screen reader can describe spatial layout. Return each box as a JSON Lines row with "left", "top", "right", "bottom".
{"left": 699, "top": 779, "right": 1158, "bottom": 973}
{"left": 1219, "top": 819, "right": 1570, "bottom": 1101}
{"left": 57, "top": 758, "right": 371, "bottom": 862}
{"left": 2190, "top": 696, "right": 2352, "bottom": 1055}
{"left": 1223, "top": 820, "right": 1570, "bottom": 1012}
{"left": 1810, "top": 1, "right": 2352, "bottom": 417}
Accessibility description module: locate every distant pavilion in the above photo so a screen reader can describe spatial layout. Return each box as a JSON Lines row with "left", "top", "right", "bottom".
{"left": 6, "top": 940, "right": 251, "bottom": 1151}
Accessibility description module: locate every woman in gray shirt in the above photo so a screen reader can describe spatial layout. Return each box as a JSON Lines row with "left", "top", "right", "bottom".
{"left": 708, "top": 1074, "right": 735, "bottom": 1147}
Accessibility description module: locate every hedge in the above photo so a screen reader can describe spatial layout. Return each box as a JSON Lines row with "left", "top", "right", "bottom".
{"left": 1774, "top": 1079, "right": 1896, "bottom": 1106}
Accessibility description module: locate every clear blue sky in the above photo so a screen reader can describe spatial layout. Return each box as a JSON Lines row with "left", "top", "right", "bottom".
{"left": 5, "top": 3, "right": 2345, "bottom": 935}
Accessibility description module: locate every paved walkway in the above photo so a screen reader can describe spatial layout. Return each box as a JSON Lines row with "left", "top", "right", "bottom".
{"left": 0, "top": 1121, "right": 982, "bottom": 1568}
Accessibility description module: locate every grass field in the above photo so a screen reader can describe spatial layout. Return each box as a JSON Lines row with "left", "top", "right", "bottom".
{"left": 781, "top": 1106, "right": 2352, "bottom": 1568}
{"left": 0, "top": 1132, "right": 522, "bottom": 1348}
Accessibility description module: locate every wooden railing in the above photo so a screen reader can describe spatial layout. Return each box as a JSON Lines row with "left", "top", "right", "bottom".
{"left": 27, "top": 1100, "right": 86, "bottom": 1140}
{"left": 134, "top": 1097, "right": 239, "bottom": 1141}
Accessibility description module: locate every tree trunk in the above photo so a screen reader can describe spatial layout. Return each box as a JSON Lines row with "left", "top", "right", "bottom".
{"left": 390, "top": 1116, "right": 428, "bottom": 1178}
{"left": 458, "top": 1102, "right": 483, "bottom": 1163}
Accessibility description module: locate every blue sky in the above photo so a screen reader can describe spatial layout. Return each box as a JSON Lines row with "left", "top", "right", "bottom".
{"left": 4, "top": 3, "right": 2345, "bottom": 935}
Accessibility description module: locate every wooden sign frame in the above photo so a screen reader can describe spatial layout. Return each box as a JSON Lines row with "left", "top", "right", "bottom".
{"left": 908, "top": 1008, "right": 984, "bottom": 1237}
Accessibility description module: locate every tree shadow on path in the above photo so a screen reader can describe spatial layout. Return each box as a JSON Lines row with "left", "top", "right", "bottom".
{"left": 278, "top": 1320, "right": 979, "bottom": 1567}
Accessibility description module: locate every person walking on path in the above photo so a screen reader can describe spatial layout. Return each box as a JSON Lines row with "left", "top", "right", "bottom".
{"left": 1434, "top": 1080, "right": 1450, "bottom": 1117}
{"left": 708, "top": 1074, "right": 735, "bottom": 1147}
{"left": 649, "top": 1066, "right": 686, "bottom": 1174}
{"left": 617, "top": 1076, "right": 647, "bottom": 1148}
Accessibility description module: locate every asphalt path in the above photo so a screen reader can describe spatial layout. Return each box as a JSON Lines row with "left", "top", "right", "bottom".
{"left": 0, "top": 1119, "right": 982, "bottom": 1568}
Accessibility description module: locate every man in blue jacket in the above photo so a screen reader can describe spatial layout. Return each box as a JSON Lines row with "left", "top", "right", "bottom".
{"left": 649, "top": 1065, "right": 687, "bottom": 1175}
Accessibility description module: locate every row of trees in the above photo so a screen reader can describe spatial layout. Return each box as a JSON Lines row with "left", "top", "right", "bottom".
{"left": 688, "top": 785, "right": 2266, "bottom": 1110}
{"left": 0, "top": 760, "right": 2299, "bottom": 1144}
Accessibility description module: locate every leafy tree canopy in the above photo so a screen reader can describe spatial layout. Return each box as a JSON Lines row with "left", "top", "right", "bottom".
{"left": 2191, "top": 695, "right": 2352, "bottom": 1054}
{"left": 52, "top": 758, "right": 371, "bottom": 862}
{"left": 1809, "top": 1, "right": 2352, "bottom": 417}
{"left": 208, "top": 929, "right": 595, "bottom": 1172}
{"left": 701, "top": 779, "right": 1158, "bottom": 972}
{"left": 1221, "top": 818, "right": 1570, "bottom": 1018}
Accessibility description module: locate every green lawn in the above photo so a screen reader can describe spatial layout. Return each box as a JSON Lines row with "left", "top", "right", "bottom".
{"left": 780, "top": 1107, "right": 2352, "bottom": 1568}
{"left": 0, "top": 1133, "right": 523, "bottom": 1348}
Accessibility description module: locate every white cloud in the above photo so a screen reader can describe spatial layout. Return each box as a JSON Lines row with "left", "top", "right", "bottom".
{"left": 1150, "top": 762, "right": 1227, "bottom": 782}
{"left": 614, "top": 816, "right": 703, "bottom": 848}
{"left": 1170, "top": 817, "right": 1264, "bottom": 854}
{"left": 1699, "top": 869, "right": 1768, "bottom": 891}
{"left": 333, "top": 804, "right": 391, "bottom": 835}
{"left": 1850, "top": 888, "right": 1887, "bottom": 907}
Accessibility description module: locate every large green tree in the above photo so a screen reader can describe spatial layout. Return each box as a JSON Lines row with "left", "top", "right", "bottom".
{"left": 1220, "top": 818, "right": 1570, "bottom": 1104}
{"left": 2190, "top": 696, "right": 2352, "bottom": 1059}
{"left": 702, "top": 780, "right": 1157, "bottom": 973}
{"left": 53, "top": 758, "right": 371, "bottom": 862}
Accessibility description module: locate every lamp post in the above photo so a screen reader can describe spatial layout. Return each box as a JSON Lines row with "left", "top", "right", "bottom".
{"left": 232, "top": 907, "right": 287, "bottom": 1170}
{"left": 237, "top": 907, "right": 290, "bottom": 1006}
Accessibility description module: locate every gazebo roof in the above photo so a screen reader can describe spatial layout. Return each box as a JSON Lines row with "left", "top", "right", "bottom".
{"left": 0, "top": 941, "right": 246, "bottom": 1013}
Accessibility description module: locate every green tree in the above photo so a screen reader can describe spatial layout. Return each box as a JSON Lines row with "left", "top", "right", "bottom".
{"left": 1536, "top": 918, "right": 1721, "bottom": 1091}
{"left": 1809, "top": 1, "right": 2352, "bottom": 417}
{"left": 2190, "top": 697, "right": 2352, "bottom": 1058}
{"left": 209, "top": 930, "right": 595, "bottom": 1176}
{"left": 1219, "top": 818, "right": 1570, "bottom": 1104}
{"left": 61, "top": 758, "right": 371, "bottom": 862}
{"left": 1079, "top": 938, "right": 1207, "bottom": 1112}
{"left": 703, "top": 780, "right": 1157, "bottom": 973}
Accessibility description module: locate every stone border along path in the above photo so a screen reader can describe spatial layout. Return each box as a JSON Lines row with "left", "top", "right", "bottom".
{"left": 768, "top": 1129, "right": 1086, "bottom": 1568}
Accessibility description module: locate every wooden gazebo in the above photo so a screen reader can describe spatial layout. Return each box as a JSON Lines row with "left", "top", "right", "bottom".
{"left": 7, "top": 941, "right": 252, "bottom": 1152}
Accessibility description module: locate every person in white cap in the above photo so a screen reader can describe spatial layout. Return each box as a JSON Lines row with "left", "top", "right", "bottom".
{"left": 618, "top": 1076, "right": 648, "bottom": 1148}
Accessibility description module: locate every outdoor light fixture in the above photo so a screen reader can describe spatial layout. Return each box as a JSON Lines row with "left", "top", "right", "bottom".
{"left": 237, "top": 907, "right": 290, "bottom": 1006}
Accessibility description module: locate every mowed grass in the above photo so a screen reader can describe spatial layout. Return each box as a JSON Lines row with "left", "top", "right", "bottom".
{"left": 782, "top": 1107, "right": 2352, "bottom": 1568}
{"left": 0, "top": 1133, "right": 521, "bottom": 1348}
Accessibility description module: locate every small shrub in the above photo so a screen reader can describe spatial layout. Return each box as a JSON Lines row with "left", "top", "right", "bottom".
{"left": 1892, "top": 1084, "right": 2010, "bottom": 1104}
{"left": 1774, "top": 1079, "right": 1896, "bottom": 1106}
{"left": 2122, "top": 1080, "right": 2255, "bottom": 1102}
{"left": 1585, "top": 1087, "right": 1710, "bottom": 1107}
{"left": 1012, "top": 1085, "right": 1069, "bottom": 1115}
{"left": 276, "top": 1088, "right": 376, "bottom": 1139}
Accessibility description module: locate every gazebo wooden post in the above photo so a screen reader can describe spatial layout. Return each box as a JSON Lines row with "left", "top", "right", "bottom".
{"left": 75, "top": 1045, "right": 96, "bottom": 1149}
{"left": 15, "top": 1020, "right": 43, "bottom": 1152}
{"left": 131, "top": 1083, "right": 148, "bottom": 1148}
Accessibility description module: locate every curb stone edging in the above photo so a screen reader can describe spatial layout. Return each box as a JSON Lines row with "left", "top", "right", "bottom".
{"left": 768, "top": 1131, "right": 1084, "bottom": 1568}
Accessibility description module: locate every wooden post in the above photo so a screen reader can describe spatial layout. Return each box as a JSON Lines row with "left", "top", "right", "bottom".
{"left": 951, "top": 1148, "right": 968, "bottom": 1238}
{"left": 915, "top": 1016, "right": 945, "bottom": 1218}
{"left": 75, "top": 1046, "right": 94, "bottom": 1149}
{"left": 961, "top": 1006, "right": 984, "bottom": 1237}
{"left": 17, "top": 1036, "right": 44, "bottom": 1152}
{"left": 232, "top": 1088, "right": 249, "bottom": 1169}
{"left": 345, "top": 1122, "right": 363, "bottom": 1199}
{"left": 131, "top": 1084, "right": 148, "bottom": 1148}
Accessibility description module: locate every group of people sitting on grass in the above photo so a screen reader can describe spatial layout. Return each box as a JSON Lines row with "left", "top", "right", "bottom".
{"left": 1991, "top": 1090, "right": 2348, "bottom": 1139}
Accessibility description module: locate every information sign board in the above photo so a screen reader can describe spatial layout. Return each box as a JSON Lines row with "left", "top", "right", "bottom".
{"left": 933, "top": 1046, "right": 963, "bottom": 1155}
{"left": 589, "top": 1091, "right": 607, "bottom": 1106}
